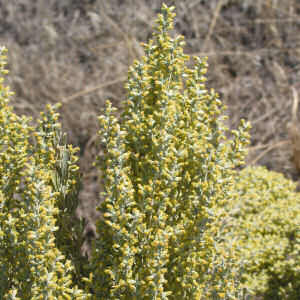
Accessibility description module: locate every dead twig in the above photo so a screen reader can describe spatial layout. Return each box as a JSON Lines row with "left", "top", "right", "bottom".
{"left": 250, "top": 140, "right": 291, "bottom": 165}
{"left": 253, "top": 0, "right": 299, "bottom": 20}
{"left": 287, "top": 87, "right": 300, "bottom": 173}
{"left": 193, "top": 47, "right": 300, "bottom": 57}
{"left": 100, "top": 8, "right": 136, "bottom": 61}
{"left": 202, "top": 0, "right": 224, "bottom": 51}
{"left": 60, "top": 77, "right": 127, "bottom": 104}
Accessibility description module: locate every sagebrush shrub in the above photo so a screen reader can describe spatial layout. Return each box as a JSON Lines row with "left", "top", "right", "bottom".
{"left": 224, "top": 166, "right": 300, "bottom": 300}
{"left": 92, "top": 4, "right": 250, "bottom": 299}
{"left": 0, "top": 46, "right": 90, "bottom": 299}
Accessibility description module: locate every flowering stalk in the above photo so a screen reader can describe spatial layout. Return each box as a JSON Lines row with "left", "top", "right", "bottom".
{"left": 92, "top": 4, "right": 250, "bottom": 299}
{"left": 34, "top": 104, "right": 92, "bottom": 290}
{"left": 0, "top": 47, "right": 90, "bottom": 299}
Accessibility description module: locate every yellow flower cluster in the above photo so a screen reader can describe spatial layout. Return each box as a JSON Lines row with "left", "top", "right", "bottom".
{"left": 224, "top": 167, "right": 300, "bottom": 299}
{"left": 93, "top": 4, "right": 250, "bottom": 299}
{"left": 0, "top": 46, "right": 89, "bottom": 299}
{"left": 35, "top": 104, "right": 92, "bottom": 289}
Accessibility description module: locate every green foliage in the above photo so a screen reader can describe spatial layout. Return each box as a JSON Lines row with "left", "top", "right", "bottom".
{"left": 92, "top": 4, "right": 250, "bottom": 299}
{"left": 0, "top": 46, "right": 90, "bottom": 299}
{"left": 224, "top": 166, "right": 300, "bottom": 299}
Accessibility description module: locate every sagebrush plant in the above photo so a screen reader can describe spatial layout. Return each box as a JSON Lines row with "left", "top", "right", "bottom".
{"left": 0, "top": 46, "right": 90, "bottom": 299}
{"left": 92, "top": 4, "right": 250, "bottom": 299}
{"left": 224, "top": 166, "right": 300, "bottom": 300}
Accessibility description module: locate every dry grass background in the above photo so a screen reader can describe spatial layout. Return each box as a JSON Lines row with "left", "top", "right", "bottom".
{"left": 0, "top": 0, "right": 299, "bottom": 239}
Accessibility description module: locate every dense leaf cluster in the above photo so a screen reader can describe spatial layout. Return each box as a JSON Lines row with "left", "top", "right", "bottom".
{"left": 224, "top": 167, "right": 300, "bottom": 299}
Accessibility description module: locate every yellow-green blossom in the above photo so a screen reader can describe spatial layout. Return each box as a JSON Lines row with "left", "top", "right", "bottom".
{"left": 0, "top": 46, "right": 89, "bottom": 299}
{"left": 92, "top": 4, "right": 250, "bottom": 299}
{"left": 224, "top": 167, "right": 300, "bottom": 299}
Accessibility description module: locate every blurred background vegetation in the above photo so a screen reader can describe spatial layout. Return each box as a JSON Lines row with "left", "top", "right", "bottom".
{"left": 0, "top": 0, "right": 299, "bottom": 239}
